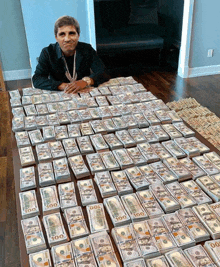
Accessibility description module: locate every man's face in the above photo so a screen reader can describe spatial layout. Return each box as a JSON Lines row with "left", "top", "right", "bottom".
{"left": 55, "top": 25, "right": 79, "bottom": 56}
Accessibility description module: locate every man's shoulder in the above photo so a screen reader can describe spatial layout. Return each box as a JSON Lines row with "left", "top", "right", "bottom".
{"left": 77, "top": 42, "right": 92, "bottom": 50}
{"left": 42, "top": 43, "right": 58, "bottom": 53}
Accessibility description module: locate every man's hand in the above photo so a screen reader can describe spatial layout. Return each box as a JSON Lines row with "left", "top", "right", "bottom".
{"left": 58, "top": 80, "right": 88, "bottom": 93}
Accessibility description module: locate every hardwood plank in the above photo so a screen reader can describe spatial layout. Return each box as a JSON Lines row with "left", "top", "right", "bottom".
{"left": 0, "top": 157, "right": 7, "bottom": 222}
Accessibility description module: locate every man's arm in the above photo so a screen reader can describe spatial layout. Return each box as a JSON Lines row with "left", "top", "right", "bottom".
{"left": 32, "top": 49, "right": 62, "bottom": 91}
{"left": 88, "top": 45, "right": 110, "bottom": 87}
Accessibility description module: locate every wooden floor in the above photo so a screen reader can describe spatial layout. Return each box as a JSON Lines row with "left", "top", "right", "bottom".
{"left": 1, "top": 66, "right": 220, "bottom": 267}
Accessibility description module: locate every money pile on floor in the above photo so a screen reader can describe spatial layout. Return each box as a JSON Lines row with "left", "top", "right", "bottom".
{"left": 9, "top": 76, "right": 220, "bottom": 267}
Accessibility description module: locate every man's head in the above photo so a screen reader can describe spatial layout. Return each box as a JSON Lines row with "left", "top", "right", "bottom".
{"left": 55, "top": 16, "right": 80, "bottom": 56}
{"left": 54, "top": 15, "right": 80, "bottom": 36}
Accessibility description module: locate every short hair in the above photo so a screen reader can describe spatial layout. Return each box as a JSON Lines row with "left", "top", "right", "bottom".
{"left": 54, "top": 15, "right": 80, "bottom": 36}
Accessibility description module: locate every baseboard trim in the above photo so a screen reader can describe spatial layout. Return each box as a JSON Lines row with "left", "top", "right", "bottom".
{"left": 3, "top": 69, "right": 32, "bottom": 81}
{"left": 188, "top": 65, "right": 220, "bottom": 77}
{"left": 178, "top": 64, "right": 220, "bottom": 78}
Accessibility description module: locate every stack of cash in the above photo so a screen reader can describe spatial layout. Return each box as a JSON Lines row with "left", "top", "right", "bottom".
{"left": 62, "top": 138, "right": 80, "bottom": 157}
{"left": 125, "top": 166, "right": 150, "bottom": 190}
{"left": 18, "top": 146, "right": 36, "bottom": 167}
{"left": 98, "top": 106, "right": 113, "bottom": 119}
{"left": 57, "top": 111, "right": 71, "bottom": 125}
{"left": 150, "top": 183, "right": 180, "bottom": 213}
{"left": 64, "top": 206, "right": 89, "bottom": 239}
{"left": 15, "top": 131, "right": 31, "bottom": 147}
{"left": 86, "top": 203, "right": 109, "bottom": 233}
{"left": 136, "top": 190, "right": 164, "bottom": 218}
{"left": 90, "top": 120, "right": 107, "bottom": 134}
{"left": 98, "top": 86, "right": 111, "bottom": 96}
{"left": 67, "top": 124, "right": 81, "bottom": 138}
{"left": 193, "top": 155, "right": 220, "bottom": 176}
{"left": 38, "top": 162, "right": 56, "bottom": 187}
{"left": 94, "top": 171, "right": 117, "bottom": 198}
{"left": 172, "top": 122, "right": 195, "bottom": 137}
{"left": 115, "top": 130, "right": 136, "bottom": 148}
{"left": 166, "top": 110, "right": 182, "bottom": 123}
{"left": 68, "top": 155, "right": 90, "bottom": 179}
{"left": 149, "top": 161, "right": 178, "bottom": 184}
{"left": 71, "top": 236, "right": 97, "bottom": 267}
{"left": 204, "top": 239, "right": 220, "bottom": 267}
{"left": 103, "top": 133, "right": 124, "bottom": 150}
{"left": 40, "top": 185, "right": 60, "bottom": 215}
{"left": 12, "top": 107, "right": 25, "bottom": 118}
{"left": 42, "top": 126, "right": 56, "bottom": 141}
{"left": 196, "top": 176, "right": 220, "bottom": 202}
{"left": 114, "top": 104, "right": 130, "bottom": 117}
{"left": 95, "top": 95, "right": 109, "bottom": 106}
{"left": 53, "top": 157, "right": 71, "bottom": 183}
{"left": 146, "top": 255, "right": 170, "bottom": 267}
{"left": 24, "top": 104, "right": 37, "bottom": 116}
{"left": 58, "top": 182, "right": 77, "bottom": 210}
{"left": 150, "top": 125, "right": 170, "bottom": 141}
{"left": 90, "top": 88, "right": 102, "bottom": 97}
{"left": 193, "top": 204, "right": 220, "bottom": 239}
{"left": 98, "top": 151, "right": 120, "bottom": 171}
{"left": 127, "top": 128, "right": 147, "bottom": 144}
{"left": 112, "top": 225, "right": 142, "bottom": 262}
{"left": 111, "top": 170, "right": 133, "bottom": 195}
{"left": 54, "top": 125, "right": 69, "bottom": 140}
{"left": 143, "top": 110, "right": 161, "bottom": 126}
{"left": 179, "top": 157, "right": 206, "bottom": 180}
{"left": 123, "top": 114, "right": 139, "bottom": 129}
{"left": 104, "top": 195, "right": 131, "bottom": 226}
{"left": 107, "top": 95, "right": 121, "bottom": 105}
{"left": 130, "top": 220, "right": 160, "bottom": 259}
{"left": 162, "top": 213, "right": 196, "bottom": 249}
{"left": 137, "top": 143, "right": 160, "bottom": 163}
{"left": 36, "top": 143, "right": 52, "bottom": 162}
{"left": 187, "top": 137, "right": 210, "bottom": 154}
{"left": 22, "top": 95, "right": 32, "bottom": 106}
{"left": 35, "top": 115, "right": 49, "bottom": 129}
{"left": 165, "top": 248, "right": 194, "bottom": 267}
{"left": 163, "top": 157, "right": 192, "bottom": 181}
{"left": 19, "top": 190, "right": 40, "bottom": 219}
{"left": 134, "top": 113, "right": 149, "bottom": 128}
{"left": 47, "top": 102, "right": 58, "bottom": 113}
{"left": 76, "top": 136, "right": 94, "bottom": 155}
{"left": 139, "top": 165, "right": 163, "bottom": 185}
{"left": 204, "top": 152, "right": 220, "bottom": 169}
{"left": 165, "top": 182, "right": 197, "bottom": 209}
{"left": 124, "top": 258, "right": 147, "bottom": 267}
{"left": 48, "top": 141, "right": 66, "bottom": 159}
{"left": 9, "top": 89, "right": 21, "bottom": 99}
{"left": 67, "top": 110, "right": 82, "bottom": 124}
{"left": 78, "top": 110, "right": 93, "bottom": 123}
{"left": 209, "top": 202, "right": 220, "bottom": 217}
{"left": 20, "top": 166, "right": 36, "bottom": 191}
{"left": 29, "top": 249, "right": 52, "bottom": 267}
{"left": 21, "top": 216, "right": 47, "bottom": 254}
{"left": 43, "top": 212, "right": 69, "bottom": 247}
{"left": 184, "top": 245, "right": 217, "bottom": 267}
{"left": 126, "top": 147, "right": 147, "bottom": 166}
{"left": 28, "top": 129, "right": 44, "bottom": 146}
{"left": 121, "top": 193, "right": 148, "bottom": 222}
{"left": 146, "top": 218, "right": 178, "bottom": 254}
{"left": 47, "top": 113, "right": 60, "bottom": 126}
{"left": 150, "top": 143, "right": 172, "bottom": 161}
{"left": 80, "top": 122, "right": 94, "bottom": 135}
{"left": 90, "top": 133, "right": 109, "bottom": 152}
{"left": 51, "top": 242, "right": 75, "bottom": 266}
{"left": 12, "top": 116, "right": 25, "bottom": 132}
{"left": 176, "top": 208, "right": 210, "bottom": 242}
{"left": 113, "top": 148, "right": 134, "bottom": 169}
{"left": 36, "top": 104, "right": 49, "bottom": 116}
{"left": 154, "top": 110, "right": 172, "bottom": 124}
{"left": 77, "top": 179, "right": 98, "bottom": 206}
{"left": 181, "top": 180, "right": 212, "bottom": 205}
{"left": 102, "top": 118, "right": 118, "bottom": 132}
{"left": 89, "top": 231, "right": 120, "bottom": 267}
{"left": 162, "top": 140, "right": 186, "bottom": 159}
{"left": 174, "top": 137, "right": 200, "bottom": 158}
{"left": 86, "top": 153, "right": 106, "bottom": 174}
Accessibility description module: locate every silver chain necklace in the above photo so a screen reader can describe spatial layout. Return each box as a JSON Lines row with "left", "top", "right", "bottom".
{"left": 62, "top": 51, "right": 77, "bottom": 82}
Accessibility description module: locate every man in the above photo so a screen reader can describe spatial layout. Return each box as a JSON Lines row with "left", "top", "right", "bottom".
{"left": 32, "top": 16, "right": 109, "bottom": 93}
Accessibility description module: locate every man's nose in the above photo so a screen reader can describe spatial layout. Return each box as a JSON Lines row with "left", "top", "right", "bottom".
{"left": 64, "top": 34, "right": 71, "bottom": 41}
